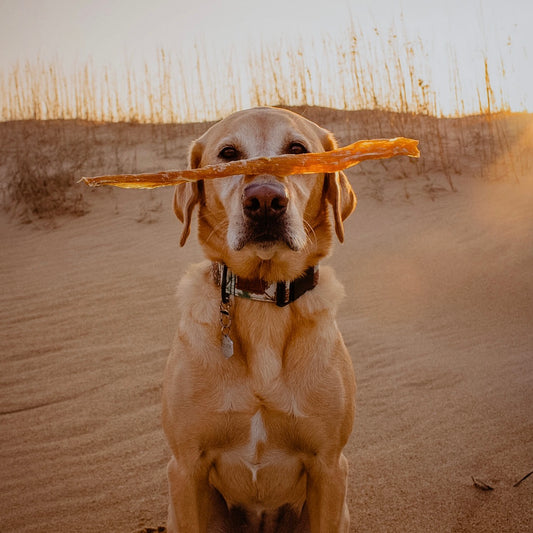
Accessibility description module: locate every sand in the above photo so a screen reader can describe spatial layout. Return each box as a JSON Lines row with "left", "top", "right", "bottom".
{"left": 1, "top": 115, "right": 532, "bottom": 532}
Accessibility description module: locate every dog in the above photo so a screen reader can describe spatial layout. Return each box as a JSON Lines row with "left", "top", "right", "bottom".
{"left": 162, "top": 107, "right": 357, "bottom": 532}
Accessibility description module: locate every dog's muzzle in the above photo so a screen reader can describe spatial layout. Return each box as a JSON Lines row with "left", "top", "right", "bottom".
{"left": 242, "top": 181, "right": 288, "bottom": 220}
{"left": 239, "top": 181, "right": 293, "bottom": 248}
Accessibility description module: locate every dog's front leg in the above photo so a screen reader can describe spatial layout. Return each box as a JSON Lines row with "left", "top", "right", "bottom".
{"left": 166, "top": 455, "right": 213, "bottom": 533}
{"left": 306, "top": 453, "right": 350, "bottom": 533}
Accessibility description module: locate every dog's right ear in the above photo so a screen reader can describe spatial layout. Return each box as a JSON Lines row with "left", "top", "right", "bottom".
{"left": 173, "top": 141, "right": 204, "bottom": 246}
{"left": 320, "top": 130, "right": 357, "bottom": 243}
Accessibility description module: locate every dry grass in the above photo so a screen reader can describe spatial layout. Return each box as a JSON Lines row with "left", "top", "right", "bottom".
{"left": 0, "top": 21, "right": 530, "bottom": 221}
{"left": 1, "top": 121, "right": 92, "bottom": 223}
{"left": 0, "top": 23, "right": 523, "bottom": 124}
{"left": 1, "top": 109, "right": 530, "bottom": 223}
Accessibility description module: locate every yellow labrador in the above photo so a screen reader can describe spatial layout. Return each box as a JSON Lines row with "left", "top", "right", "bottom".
{"left": 162, "top": 107, "right": 356, "bottom": 532}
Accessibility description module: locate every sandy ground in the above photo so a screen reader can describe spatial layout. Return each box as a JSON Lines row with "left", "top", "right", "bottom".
{"left": 1, "top": 121, "right": 532, "bottom": 532}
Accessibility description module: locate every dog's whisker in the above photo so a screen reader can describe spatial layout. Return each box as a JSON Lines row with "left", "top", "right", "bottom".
{"left": 303, "top": 219, "right": 318, "bottom": 248}
{"left": 206, "top": 222, "right": 228, "bottom": 245}
{"left": 204, "top": 220, "right": 228, "bottom": 245}
{"left": 196, "top": 209, "right": 228, "bottom": 244}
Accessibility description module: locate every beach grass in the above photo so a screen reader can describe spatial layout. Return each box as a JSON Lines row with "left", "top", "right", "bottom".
{"left": 0, "top": 23, "right": 531, "bottom": 221}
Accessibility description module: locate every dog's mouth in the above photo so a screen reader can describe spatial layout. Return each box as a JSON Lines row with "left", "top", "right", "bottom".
{"left": 229, "top": 180, "right": 308, "bottom": 253}
{"left": 233, "top": 221, "right": 303, "bottom": 252}
{"left": 231, "top": 181, "right": 306, "bottom": 252}
{"left": 235, "top": 231, "right": 296, "bottom": 251}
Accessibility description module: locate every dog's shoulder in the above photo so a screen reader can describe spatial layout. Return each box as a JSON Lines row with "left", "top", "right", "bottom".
{"left": 175, "top": 260, "right": 219, "bottom": 323}
{"left": 293, "top": 265, "right": 345, "bottom": 317}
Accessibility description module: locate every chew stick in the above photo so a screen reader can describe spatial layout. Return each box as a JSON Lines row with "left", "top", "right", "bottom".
{"left": 81, "top": 137, "right": 419, "bottom": 190}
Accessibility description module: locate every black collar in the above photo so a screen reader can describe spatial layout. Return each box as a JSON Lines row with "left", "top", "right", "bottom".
{"left": 212, "top": 263, "right": 319, "bottom": 307}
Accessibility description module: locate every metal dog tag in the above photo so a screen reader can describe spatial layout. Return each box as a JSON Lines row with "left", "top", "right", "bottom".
{"left": 221, "top": 334, "right": 234, "bottom": 358}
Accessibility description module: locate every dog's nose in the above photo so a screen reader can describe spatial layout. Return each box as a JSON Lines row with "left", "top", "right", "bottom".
{"left": 242, "top": 182, "right": 288, "bottom": 220}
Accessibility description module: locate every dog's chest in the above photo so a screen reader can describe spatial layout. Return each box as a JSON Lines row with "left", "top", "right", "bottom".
{"left": 206, "top": 338, "right": 312, "bottom": 504}
{"left": 208, "top": 403, "right": 310, "bottom": 511}
{"left": 216, "top": 333, "right": 307, "bottom": 416}
{"left": 235, "top": 409, "right": 268, "bottom": 481}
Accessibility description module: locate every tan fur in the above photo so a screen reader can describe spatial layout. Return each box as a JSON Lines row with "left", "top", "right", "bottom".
{"left": 163, "top": 107, "right": 356, "bottom": 532}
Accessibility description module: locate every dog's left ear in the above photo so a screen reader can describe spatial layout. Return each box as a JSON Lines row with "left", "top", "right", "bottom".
{"left": 173, "top": 140, "right": 204, "bottom": 246}
{"left": 324, "top": 171, "right": 356, "bottom": 243}
{"left": 321, "top": 131, "right": 357, "bottom": 243}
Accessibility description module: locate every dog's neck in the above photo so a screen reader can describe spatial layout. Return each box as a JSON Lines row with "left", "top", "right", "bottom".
{"left": 211, "top": 262, "right": 319, "bottom": 308}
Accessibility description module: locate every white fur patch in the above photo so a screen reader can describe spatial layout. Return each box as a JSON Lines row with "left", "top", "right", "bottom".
{"left": 250, "top": 410, "right": 267, "bottom": 450}
{"left": 242, "top": 410, "right": 268, "bottom": 483}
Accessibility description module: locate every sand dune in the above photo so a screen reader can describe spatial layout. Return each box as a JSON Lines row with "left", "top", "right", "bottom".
{"left": 1, "top": 115, "right": 532, "bottom": 532}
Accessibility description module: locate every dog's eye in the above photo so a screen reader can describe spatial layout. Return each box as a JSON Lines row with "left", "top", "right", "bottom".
{"left": 218, "top": 146, "right": 241, "bottom": 161}
{"left": 287, "top": 142, "right": 308, "bottom": 155}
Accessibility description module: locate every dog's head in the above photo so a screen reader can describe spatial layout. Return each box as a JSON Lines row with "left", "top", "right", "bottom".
{"left": 174, "top": 107, "right": 356, "bottom": 281}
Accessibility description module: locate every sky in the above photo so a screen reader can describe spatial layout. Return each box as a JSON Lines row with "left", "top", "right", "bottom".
{"left": 1, "top": 0, "right": 532, "bottom": 116}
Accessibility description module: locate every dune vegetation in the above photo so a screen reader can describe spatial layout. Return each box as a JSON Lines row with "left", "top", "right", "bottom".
{"left": 0, "top": 24, "right": 531, "bottom": 222}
